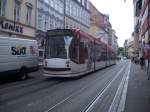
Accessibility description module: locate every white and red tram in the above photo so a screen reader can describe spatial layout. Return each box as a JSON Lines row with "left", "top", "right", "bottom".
{"left": 43, "top": 29, "right": 116, "bottom": 77}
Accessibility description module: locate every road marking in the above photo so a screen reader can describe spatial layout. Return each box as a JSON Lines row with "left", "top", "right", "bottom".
{"left": 44, "top": 62, "right": 126, "bottom": 112}
{"left": 84, "top": 63, "right": 127, "bottom": 112}
{"left": 108, "top": 61, "right": 131, "bottom": 112}
{"left": 117, "top": 61, "right": 131, "bottom": 112}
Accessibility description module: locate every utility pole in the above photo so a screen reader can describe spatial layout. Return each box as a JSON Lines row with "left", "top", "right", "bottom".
{"left": 64, "top": 0, "right": 66, "bottom": 29}
{"left": 148, "top": 0, "right": 150, "bottom": 44}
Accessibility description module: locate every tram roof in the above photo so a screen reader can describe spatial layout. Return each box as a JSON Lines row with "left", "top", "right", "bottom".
{"left": 72, "top": 29, "right": 115, "bottom": 53}
{"left": 46, "top": 29, "right": 115, "bottom": 53}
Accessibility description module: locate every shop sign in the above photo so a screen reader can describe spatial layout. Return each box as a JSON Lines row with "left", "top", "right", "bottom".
{"left": 11, "top": 46, "right": 26, "bottom": 55}
{"left": 0, "top": 20, "right": 24, "bottom": 33}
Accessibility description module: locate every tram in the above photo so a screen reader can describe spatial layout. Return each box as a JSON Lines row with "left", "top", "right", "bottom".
{"left": 43, "top": 29, "right": 116, "bottom": 77}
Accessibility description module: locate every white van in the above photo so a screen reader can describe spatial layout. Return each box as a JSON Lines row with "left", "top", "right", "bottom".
{"left": 0, "top": 37, "right": 39, "bottom": 80}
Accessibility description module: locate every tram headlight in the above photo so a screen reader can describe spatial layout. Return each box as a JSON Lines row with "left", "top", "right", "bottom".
{"left": 66, "top": 61, "right": 70, "bottom": 67}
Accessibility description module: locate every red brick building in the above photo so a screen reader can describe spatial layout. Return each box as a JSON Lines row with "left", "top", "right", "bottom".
{"left": 89, "top": 2, "right": 111, "bottom": 29}
{"left": 89, "top": 2, "right": 118, "bottom": 52}
{"left": 133, "top": 0, "right": 150, "bottom": 65}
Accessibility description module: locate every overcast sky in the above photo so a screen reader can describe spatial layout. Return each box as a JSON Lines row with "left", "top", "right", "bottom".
{"left": 91, "top": 0, "right": 134, "bottom": 47}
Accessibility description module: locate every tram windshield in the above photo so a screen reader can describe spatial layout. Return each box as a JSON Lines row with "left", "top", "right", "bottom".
{"left": 45, "top": 36, "right": 73, "bottom": 59}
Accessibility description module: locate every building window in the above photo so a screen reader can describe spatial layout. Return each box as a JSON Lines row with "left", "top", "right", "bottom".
{"left": 44, "top": 0, "right": 49, "bottom": 4}
{"left": 82, "top": 0, "right": 85, "bottom": 6}
{"left": 84, "top": 0, "right": 87, "bottom": 8}
{"left": 77, "top": 0, "right": 81, "bottom": 3}
{"left": 69, "top": 2, "right": 72, "bottom": 16}
{"left": 45, "top": 16, "right": 49, "bottom": 31}
{"left": 26, "top": 3, "right": 32, "bottom": 25}
{"left": 50, "top": 0, "right": 54, "bottom": 8}
{"left": 14, "top": 0, "right": 21, "bottom": 21}
{"left": 50, "top": 18, "right": 53, "bottom": 29}
{"left": 38, "top": 13, "right": 42, "bottom": 30}
{"left": 87, "top": 0, "right": 89, "bottom": 9}
{"left": 135, "top": 0, "right": 142, "bottom": 16}
{"left": 0, "top": 0, "right": 7, "bottom": 16}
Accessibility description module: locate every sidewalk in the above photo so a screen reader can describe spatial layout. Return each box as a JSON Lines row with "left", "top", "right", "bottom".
{"left": 124, "top": 63, "right": 150, "bottom": 112}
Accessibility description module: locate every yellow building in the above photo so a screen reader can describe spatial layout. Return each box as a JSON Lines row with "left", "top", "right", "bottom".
{"left": 0, "top": 0, "right": 36, "bottom": 39}
{"left": 127, "top": 36, "right": 135, "bottom": 58}
{"left": 88, "top": 25, "right": 100, "bottom": 38}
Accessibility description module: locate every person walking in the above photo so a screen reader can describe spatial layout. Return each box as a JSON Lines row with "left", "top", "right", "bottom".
{"left": 147, "top": 48, "right": 150, "bottom": 80}
{"left": 147, "top": 60, "right": 150, "bottom": 80}
{"left": 140, "top": 56, "right": 145, "bottom": 69}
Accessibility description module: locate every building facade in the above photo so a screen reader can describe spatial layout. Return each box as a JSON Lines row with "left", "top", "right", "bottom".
{"left": 110, "top": 30, "right": 118, "bottom": 52}
{"left": 89, "top": 2, "right": 110, "bottom": 44}
{"left": 124, "top": 36, "right": 135, "bottom": 58}
{"left": 36, "top": 0, "right": 65, "bottom": 58}
{"left": 124, "top": 40, "right": 128, "bottom": 57}
{"left": 127, "top": 36, "right": 135, "bottom": 58}
{"left": 65, "top": 0, "right": 90, "bottom": 33}
{"left": 36, "top": 0, "right": 64, "bottom": 45}
{"left": 0, "top": 0, "right": 36, "bottom": 39}
{"left": 89, "top": 2, "right": 118, "bottom": 52}
{"left": 133, "top": 0, "right": 150, "bottom": 66}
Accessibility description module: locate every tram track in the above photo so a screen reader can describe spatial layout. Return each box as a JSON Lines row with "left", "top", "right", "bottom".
{"left": 0, "top": 80, "right": 63, "bottom": 106}
{"left": 0, "top": 61, "right": 122, "bottom": 94}
{"left": 0, "top": 64, "right": 117, "bottom": 109}
{"left": 0, "top": 61, "right": 127, "bottom": 112}
{"left": 83, "top": 63, "right": 128, "bottom": 112}
{"left": 44, "top": 62, "right": 128, "bottom": 112}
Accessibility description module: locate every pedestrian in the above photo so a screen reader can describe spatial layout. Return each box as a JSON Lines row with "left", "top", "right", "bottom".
{"left": 140, "top": 56, "right": 145, "bottom": 69}
{"left": 147, "top": 60, "right": 150, "bottom": 80}
{"left": 147, "top": 49, "right": 150, "bottom": 80}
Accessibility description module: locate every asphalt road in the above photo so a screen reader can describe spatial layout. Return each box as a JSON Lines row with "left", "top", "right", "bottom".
{"left": 0, "top": 60, "right": 130, "bottom": 112}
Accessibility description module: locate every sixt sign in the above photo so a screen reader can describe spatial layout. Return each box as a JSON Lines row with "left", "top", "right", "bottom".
{"left": 11, "top": 46, "right": 26, "bottom": 55}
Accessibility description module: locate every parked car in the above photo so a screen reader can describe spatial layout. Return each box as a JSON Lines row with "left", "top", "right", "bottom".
{"left": 0, "top": 37, "right": 39, "bottom": 80}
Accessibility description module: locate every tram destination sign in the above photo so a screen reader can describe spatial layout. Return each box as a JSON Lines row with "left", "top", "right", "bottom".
{"left": 47, "top": 29, "right": 73, "bottom": 37}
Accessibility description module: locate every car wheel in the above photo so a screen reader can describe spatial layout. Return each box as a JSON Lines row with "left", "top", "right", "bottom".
{"left": 20, "top": 69, "right": 28, "bottom": 80}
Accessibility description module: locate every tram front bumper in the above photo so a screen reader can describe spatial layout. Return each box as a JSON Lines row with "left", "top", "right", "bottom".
{"left": 43, "top": 67, "right": 73, "bottom": 77}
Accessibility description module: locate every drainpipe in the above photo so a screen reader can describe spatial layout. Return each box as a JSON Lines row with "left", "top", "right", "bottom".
{"left": 64, "top": 0, "right": 66, "bottom": 29}
{"left": 148, "top": 0, "right": 150, "bottom": 44}
{"left": 147, "top": 0, "right": 150, "bottom": 76}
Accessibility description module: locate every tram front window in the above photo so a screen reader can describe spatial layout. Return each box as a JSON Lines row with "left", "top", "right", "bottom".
{"left": 46, "top": 36, "right": 72, "bottom": 59}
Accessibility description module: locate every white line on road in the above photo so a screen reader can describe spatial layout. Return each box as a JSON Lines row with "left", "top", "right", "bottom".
{"left": 84, "top": 63, "right": 127, "bottom": 112}
{"left": 44, "top": 62, "right": 126, "bottom": 112}
{"left": 108, "top": 61, "right": 131, "bottom": 112}
{"left": 117, "top": 61, "right": 131, "bottom": 112}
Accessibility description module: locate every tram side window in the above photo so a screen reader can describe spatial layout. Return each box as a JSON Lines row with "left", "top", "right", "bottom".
{"left": 101, "top": 52, "right": 104, "bottom": 61}
{"left": 79, "top": 42, "right": 87, "bottom": 64}
{"left": 110, "top": 52, "right": 112, "bottom": 60}
{"left": 107, "top": 52, "right": 109, "bottom": 60}
{"left": 104, "top": 51, "right": 107, "bottom": 61}
{"left": 100, "top": 49, "right": 106, "bottom": 61}
{"left": 69, "top": 38, "right": 79, "bottom": 63}
{"left": 69, "top": 38, "right": 88, "bottom": 64}
{"left": 95, "top": 45, "right": 101, "bottom": 61}
{"left": 109, "top": 52, "right": 111, "bottom": 60}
